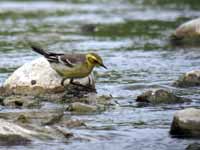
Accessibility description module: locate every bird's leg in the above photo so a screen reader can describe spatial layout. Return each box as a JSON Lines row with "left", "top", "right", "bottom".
{"left": 69, "top": 78, "right": 96, "bottom": 93}
{"left": 61, "top": 78, "right": 68, "bottom": 86}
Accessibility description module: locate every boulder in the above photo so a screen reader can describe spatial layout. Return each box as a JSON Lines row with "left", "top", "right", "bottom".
{"left": 1, "top": 57, "right": 95, "bottom": 96}
{"left": 171, "top": 18, "right": 200, "bottom": 40}
{"left": 186, "top": 143, "right": 200, "bottom": 150}
{"left": 136, "top": 89, "right": 187, "bottom": 105}
{"left": 174, "top": 70, "right": 200, "bottom": 87}
{"left": 170, "top": 108, "right": 200, "bottom": 137}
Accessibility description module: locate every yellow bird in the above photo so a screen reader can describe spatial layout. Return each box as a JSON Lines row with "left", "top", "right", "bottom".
{"left": 30, "top": 45, "right": 107, "bottom": 90}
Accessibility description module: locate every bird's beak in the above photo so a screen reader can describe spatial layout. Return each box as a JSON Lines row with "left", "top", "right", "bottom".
{"left": 100, "top": 63, "right": 107, "bottom": 69}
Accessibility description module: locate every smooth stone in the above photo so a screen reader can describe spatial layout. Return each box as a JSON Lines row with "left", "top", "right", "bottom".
{"left": 0, "top": 109, "right": 64, "bottom": 126}
{"left": 172, "top": 18, "right": 200, "bottom": 40}
{"left": 3, "top": 57, "right": 95, "bottom": 96}
{"left": 174, "top": 70, "right": 200, "bottom": 87}
{"left": 0, "top": 119, "right": 38, "bottom": 146}
{"left": 63, "top": 119, "right": 86, "bottom": 128}
{"left": 186, "top": 143, "right": 200, "bottom": 150}
{"left": 66, "top": 102, "right": 98, "bottom": 114}
{"left": 136, "top": 89, "right": 186, "bottom": 105}
{"left": 170, "top": 108, "right": 200, "bottom": 137}
{"left": 3, "top": 95, "right": 40, "bottom": 108}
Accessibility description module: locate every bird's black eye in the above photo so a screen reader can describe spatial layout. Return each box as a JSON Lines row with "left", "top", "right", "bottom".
{"left": 94, "top": 60, "right": 99, "bottom": 64}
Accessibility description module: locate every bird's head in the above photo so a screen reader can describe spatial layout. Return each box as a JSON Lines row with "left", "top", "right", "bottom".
{"left": 86, "top": 53, "right": 107, "bottom": 69}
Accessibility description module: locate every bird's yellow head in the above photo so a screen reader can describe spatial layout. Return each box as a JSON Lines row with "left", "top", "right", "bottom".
{"left": 86, "top": 53, "right": 107, "bottom": 69}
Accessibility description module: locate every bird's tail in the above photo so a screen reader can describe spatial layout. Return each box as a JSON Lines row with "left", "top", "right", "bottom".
{"left": 30, "top": 45, "right": 50, "bottom": 58}
{"left": 29, "top": 43, "right": 63, "bottom": 63}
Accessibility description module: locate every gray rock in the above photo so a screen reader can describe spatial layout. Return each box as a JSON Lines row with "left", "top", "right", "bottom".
{"left": 3, "top": 57, "right": 95, "bottom": 96}
{"left": 63, "top": 119, "right": 86, "bottom": 128}
{"left": 0, "top": 113, "right": 74, "bottom": 142}
{"left": 0, "top": 134, "right": 31, "bottom": 146}
{"left": 172, "top": 18, "right": 200, "bottom": 40}
{"left": 0, "top": 119, "right": 37, "bottom": 146}
{"left": 3, "top": 96, "right": 40, "bottom": 108}
{"left": 136, "top": 89, "right": 186, "bottom": 105}
{"left": 186, "top": 143, "right": 200, "bottom": 150}
{"left": 174, "top": 70, "right": 200, "bottom": 87}
{"left": 170, "top": 108, "right": 200, "bottom": 137}
{"left": 67, "top": 102, "right": 98, "bottom": 114}
{"left": 0, "top": 108, "right": 64, "bottom": 126}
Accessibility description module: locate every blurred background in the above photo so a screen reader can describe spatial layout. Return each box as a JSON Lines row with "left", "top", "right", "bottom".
{"left": 0, "top": 0, "right": 200, "bottom": 150}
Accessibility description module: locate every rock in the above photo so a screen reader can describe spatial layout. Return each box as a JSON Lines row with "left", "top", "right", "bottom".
{"left": 136, "top": 89, "right": 187, "bottom": 105}
{"left": 170, "top": 108, "right": 200, "bottom": 137}
{"left": 174, "top": 70, "right": 200, "bottom": 87}
{"left": 3, "top": 96, "right": 40, "bottom": 108}
{"left": 0, "top": 108, "right": 64, "bottom": 126}
{"left": 63, "top": 119, "right": 86, "bottom": 128}
{"left": 171, "top": 18, "right": 200, "bottom": 41}
{"left": 186, "top": 143, "right": 200, "bottom": 150}
{"left": 0, "top": 119, "right": 37, "bottom": 146}
{"left": 54, "top": 126, "right": 73, "bottom": 138}
{"left": 3, "top": 57, "right": 95, "bottom": 96}
{"left": 66, "top": 102, "right": 98, "bottom": 114}
{"left": 0, "top": 134, "right": 31, "bottom": 146}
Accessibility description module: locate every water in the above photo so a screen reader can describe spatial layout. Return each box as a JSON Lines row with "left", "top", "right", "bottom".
{"left": 0, "top": 0, "right": 200, "bottom": 149}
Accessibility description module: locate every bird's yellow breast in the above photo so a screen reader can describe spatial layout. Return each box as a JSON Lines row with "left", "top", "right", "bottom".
{"left": 51, "top": 63, "right": 94, "bottom": 79}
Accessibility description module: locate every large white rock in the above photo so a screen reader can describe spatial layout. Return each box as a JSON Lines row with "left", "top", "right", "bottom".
{"left": 3, "top": 57, "right": 95, "bottom": 95}
{"left": 174, "top": 18, "right": 200, "bottom": 38}
{"left": 170, "top": 108, "right": 200, "bottom": 137}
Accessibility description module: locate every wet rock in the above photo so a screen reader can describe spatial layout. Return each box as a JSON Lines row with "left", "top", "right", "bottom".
{"left": 67, "top": 102, "right": 98, "bottom": 114}
{"left": 170, "top": 108, "right": 200, "bottom": 137}
{"left": 54, "top": 126, "right": 73, "bottom": 138}
{"left": 186, "top": 143, "right": 200, "bottom": 150}
{"left": 81, "top": 24, "right": 99, "bottom": 33}
{"left": 0, "top": 119, "right": 38, "bottom": 146}
{"left": 3, "top": 57, "right": 95, "bottom": 96}
{"left": 3, "top": 96, "right": 40, "bottom": 108}
{"left": 171, "top": 18, "right": 200, "bottom": 42}
{"left": 0, "top": 134, "right": 31, "bottom": 146}
{"left": 174, "top": 70, "right": 200, "bottom": 87}
{"left": 136, "top": 89, "right": 187, "bottom": 105}
{"left": 0, "top": 109, "right": 64, "bottom": 126}
{"left": 63, "top": 119, "right": 86, "bottom": 128}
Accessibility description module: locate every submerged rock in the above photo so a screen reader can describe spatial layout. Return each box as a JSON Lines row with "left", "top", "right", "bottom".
{"left": 170, "top": 108, "right": 200, "bottom": 137}
{"left": 2, "top": 57, "right": 95, "bottom": 96}
{"left": 0, "top": 119, "right": 36, "bottom": 146}
{"left": 136, "top": 89, "right": 186, "bottom": 105}
{"left": 171, "top": 18, "right": 200, "bottom": 43}
{"left": 174, "top": 70, "right": 200, "bottom": 87}
{"left": 3, "top": 95, "right": 40, "bottom": 108}
{"left": 66, "top": 102, "right": 98, "bottom": 114}
{"left": 186, "top": 143, "right": 200, "bottom": 150}
{"left": 0, "top": 109, "right": 64, "bottom": 126}
{"left": 0, "top": 134, "right": 31, "bottom": 146}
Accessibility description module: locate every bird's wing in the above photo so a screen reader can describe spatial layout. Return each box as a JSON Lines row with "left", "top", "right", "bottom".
{"left": 58, "top": 53, "right": 86, "bottom": 67}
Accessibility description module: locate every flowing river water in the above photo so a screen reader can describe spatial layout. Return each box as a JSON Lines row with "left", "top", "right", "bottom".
{"left": 0, "top": 0, "right": 200, "bottom": 150}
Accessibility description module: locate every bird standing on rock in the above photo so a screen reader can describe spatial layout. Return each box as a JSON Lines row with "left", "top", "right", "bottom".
{"left": 30, "top": 45, "right": 107, "bottom": 91}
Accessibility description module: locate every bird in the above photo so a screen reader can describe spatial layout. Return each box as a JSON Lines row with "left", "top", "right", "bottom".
{"left": 30, "top": 44, "right": 107, "bottom": 91}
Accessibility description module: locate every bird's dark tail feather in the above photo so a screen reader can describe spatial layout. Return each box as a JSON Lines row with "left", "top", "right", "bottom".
{"left": 30, "top": 45, "right": 50, "bottom": 58}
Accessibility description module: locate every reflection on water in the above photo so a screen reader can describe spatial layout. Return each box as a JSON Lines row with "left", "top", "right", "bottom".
{"left": 0, "top": 0, "right": 200, "bottom": 150}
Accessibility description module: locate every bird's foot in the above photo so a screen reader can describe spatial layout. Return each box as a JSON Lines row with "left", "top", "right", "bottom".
{"left": 61, "top": 78, "right": 96, "bottom": 93}
{"left": 70, "top": 82, "right": 97, "bottom": 93}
